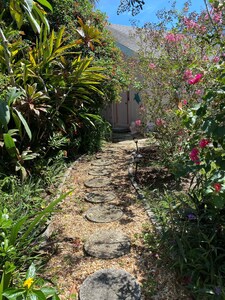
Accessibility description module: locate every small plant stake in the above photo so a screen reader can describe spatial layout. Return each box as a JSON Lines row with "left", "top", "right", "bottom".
{"left": 132, "top": 137, "right": 143, "bottom": 180}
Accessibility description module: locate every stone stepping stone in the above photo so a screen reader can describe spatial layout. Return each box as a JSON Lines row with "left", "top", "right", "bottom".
{"left": 84, "top": 178, "right": 111, "bottom": 188}
{"left": 85, "top": 205, "right": 123, "bottom": 223}
{"left": 79, "top": 268, "right": 141, "bottom": 300}
{"left": 88, "top": 168, "right": 111, "bottom": 176}
{"left": 92, "top": 159, "right": 114, "bottom": 167}
{"left": 84, "top": 229, "right": 130, "bottom": 259}
{"left": 84, "top": 191, "right": 116, "bottom": 203}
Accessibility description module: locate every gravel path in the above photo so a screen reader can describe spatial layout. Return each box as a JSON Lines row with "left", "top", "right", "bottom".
{"left": 43, "top": 137, "right": 190, "bottom": 299}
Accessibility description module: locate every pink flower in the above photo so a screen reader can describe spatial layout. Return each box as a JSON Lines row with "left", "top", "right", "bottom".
{"left": 200, "top": 26, "right": 207, "bottom": 33}
{"left": 199, "top": 138, "right": 210, "bottom": 148}
{"left": 149, "top": 63, "right": 156, "bottom": 69}
{"left": 155, "top": 118, "right": 165, "bottom": 126}
{"left": 213, "top": 183, "right": 221, "bottom": 193}
{"left": 183, "top": 17, "right": 199, "bottom": 30}
{"left": 188, "top": 74, "right": 203, "bottom": 85}
{"left": 195, "top": 89, "right": 202, "bottom": 96}
{"left": 183, "top": 69, "right": 193, "bottom": 80}
{"left": 212, "top": 11, "right": 222, "bottom": 23}
{"left": 213, "top": 56, "right": 220, "bottom": 63}
{"left": 135, "top": 119, "right": 141, "bottom": 127}
{"left": 165, "top": 33, "right": 185, "bottom": 42}
{"left": 182, "top": 99, "right": 188, "bottom": 105}
{"left": 189, "top": 148, "right": 200, "bottom": 164}
{"left": 203, "top": 55, "right": 209, "bottom": 61}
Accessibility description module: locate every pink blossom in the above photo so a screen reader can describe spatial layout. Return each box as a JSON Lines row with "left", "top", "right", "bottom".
{"left": 135, "top": 119, "right": 141, "bottom": 127}
{"left": 149, "top": 63, "right": 156, "bottom": 69}
{"left": 183, "top": 17, "right": 199, "bottom": 30}
{"left": 213, "top": 183, "right": 222, "bottom": 193}
{"left": 213, "top": 11, "right": 222, "bottom": 23}
{"left": 165, "top": 33, "right": 185, "bottom": 42}
{"left": 195, "top": 89, "right": 202, "bottom": 96}
{"left": 182, "top": 99, "right": 188, "bottom": 105}
{"left": 188, "top": 73, "right": 203, "bottom": 85}
{"left": 189, "top": 148, "right": 200, "bottom": 164}
{"left": 213, "top": 56, "right": 220, "bottom": 63}
{"left": 200, "top": 26, "right": 207, "bottom": 33}
{"left": 155, "top": 118, "right": 165, "bottom": 126}
{"left": 183, "top": 69, "right": 193, "bottom": 80}
{"left": 199, "top": 138, "right": 210, "bottom": 148}
{"left": 203, "top": 55, "right": 209, "bottom": 61}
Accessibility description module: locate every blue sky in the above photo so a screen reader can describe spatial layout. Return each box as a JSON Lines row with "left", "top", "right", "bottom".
{"left": 96, "top": 0, "right": 206, "bottom": 26}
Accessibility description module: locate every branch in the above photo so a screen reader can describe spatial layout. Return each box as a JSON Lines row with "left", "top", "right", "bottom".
{"left": 117, "top": 0, "right": 145, "bottom": 16}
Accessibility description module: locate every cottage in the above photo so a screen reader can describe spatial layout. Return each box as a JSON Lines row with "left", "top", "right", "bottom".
{"left": 102, "top": 24, "right": 141, "bottom": 131}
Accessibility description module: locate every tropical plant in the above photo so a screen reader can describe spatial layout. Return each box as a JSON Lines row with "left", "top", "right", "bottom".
{"left": 3, "top": 263, "right": 60, "bottom": 300}
{"left": 0, "top": 0, "right": 53, "bottom": 85}
{"left": 76, "top": 17, "right": 103, "bottom": 51}
{"left": 0, "top": 192, "right": 69, "bottom": 299}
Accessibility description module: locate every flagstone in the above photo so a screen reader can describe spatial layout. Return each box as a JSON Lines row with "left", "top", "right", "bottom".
{"left": 88, "top": 168, "right": 111, "bottom": 176}
{"left": 84, "top": 229, "right": 130, "bottom": 259}
{"left": 79, "top": 268, "right": 141, "bottom": 300}
{"left": 85, "top": 205, "right": 123, "bottom": 223}
{"left": 84, "top": 177, "right": 111, "bottom": 188}
{"left": 84, "top": 191, "right": 116, "bottom": 203}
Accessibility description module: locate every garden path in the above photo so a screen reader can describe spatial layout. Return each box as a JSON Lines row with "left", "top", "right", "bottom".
{"left": 43, "top": 134, "right": 189, "bottom": 300}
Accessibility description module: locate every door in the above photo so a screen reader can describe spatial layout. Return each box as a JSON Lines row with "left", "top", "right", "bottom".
{"left": 112, "top": 90, "right": 130, "bottom": 129}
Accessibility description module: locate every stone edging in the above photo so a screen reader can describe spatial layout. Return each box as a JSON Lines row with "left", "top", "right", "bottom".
{"left": 128, "top": 158, "right": 162, "bottom": 233}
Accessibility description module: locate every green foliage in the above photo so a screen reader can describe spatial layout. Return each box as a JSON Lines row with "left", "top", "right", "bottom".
{"left": 2, "top": 263, "right": 60, "bottom": 300}
{"left": 134, "top": 2, "right": 225, "bottom": 297}
{"left": 0, "top": 192, "right": 68, "bottom": 298}
{"left": 48, "top": 0, "right": 130, "bottom": 103}
{"left": 8, "top": 0, "right": 52, "bottom": 33}
{"left": 145, "top": 191, "right": 225, "bottom": 299}
{"left": 79, "top": 113, "right": 111, "bottom": 153}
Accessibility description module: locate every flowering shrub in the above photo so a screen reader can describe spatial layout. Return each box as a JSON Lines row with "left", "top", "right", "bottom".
{"left": 132, "top": 0, "right": 225, "bottom": 296}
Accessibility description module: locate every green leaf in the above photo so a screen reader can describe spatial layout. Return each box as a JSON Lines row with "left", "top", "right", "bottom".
{"left": 0, "top": 100, "right": 10, "bottom": 129}
{"left": 7, "top": 87, "right": 23, "bottom": 106}
{"left": 40, "top": 287, "right": 58, "bottom": 298}
{"left": 14, "top": 109, "right": 32, "bottom": 140}
{"left": 212, "top": 195, "right": 225, "bottom": 209}
{"left": 27, "top": 263, "right": 36, "bottom": 279}
{"left": 24, "top": 0, "right": 34, "bottom": 12}
{"left": 51, "top": 294, "right": 60, "bottom": 300}
{"left": 0, "top": 272, "right": 4, "bottom": 300}
{"left": 36, "top": 0, "right": 53, "bottom": 11}
{"left": 32, "top": 290, "right": 46, "bottom": 300}
{"left": 55, "top": 27, "right": 65, "bottom": 49}
{"left": 27, "top": 291, "right": 38, "bottom": 300}
{"left": 11, "top": 111, "right": 22, "bottom": 138}
{"left": 3, "top": 133, "right": 17, "bottom": 158}
{"left": 2, "top": 288, "right": 25, "bottom": 299}
{"left": 19, "top": 192, "right": 70, "bottom": 243}
{"left": 23, "top": 6, "right": 41, "bottom": 33}
{"left": 33, "top": 4, "right": 50, "bottom": 32}
{"left": 9, "top": 215, "right": 28, "bottom": 245}
{"left": 9, "top": 0, "right": 23, "bottom": 28}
